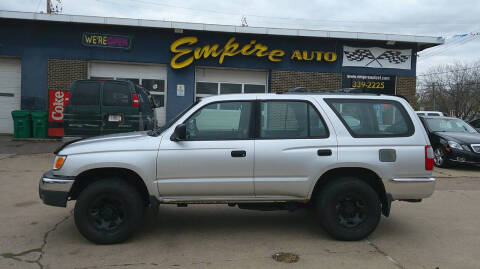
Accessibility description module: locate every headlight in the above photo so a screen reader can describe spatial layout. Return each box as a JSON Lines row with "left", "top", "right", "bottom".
{"left": 448, "top": 141, "right": 470, "bottom": 151}
{"left": 53, "top": 155, "right": 67, "bottom": 170}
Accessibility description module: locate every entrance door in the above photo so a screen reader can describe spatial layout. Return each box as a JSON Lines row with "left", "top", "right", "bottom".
{"left": 156, "top": 101, "right": 255, "bottom": 200}
{"left": 0, "top": 58, "right": 21, "bottom": 134}
{"left": 89, "top": 62, "right": 167, "bottom": 126}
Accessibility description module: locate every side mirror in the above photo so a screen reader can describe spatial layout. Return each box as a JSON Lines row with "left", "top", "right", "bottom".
{"left": 170, "top": 124, "right": 186, "bottom": 141}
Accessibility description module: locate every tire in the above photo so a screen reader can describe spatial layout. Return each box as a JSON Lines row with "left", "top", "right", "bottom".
{"left": 316, "top": 177, "right": 381, "bottom": 241}
{"left": 74, "top": 178, "right": 144, "bottom": 244}
{"left": 434, "top": 147, "right": 450, "bottom": 168}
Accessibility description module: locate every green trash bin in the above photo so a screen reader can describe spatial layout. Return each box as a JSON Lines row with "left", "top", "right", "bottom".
{"left": 31, "top": 111, "right": 48, "bottom": 138}
{"left": 11, "top": 110, "right": 32, "bottom": 138}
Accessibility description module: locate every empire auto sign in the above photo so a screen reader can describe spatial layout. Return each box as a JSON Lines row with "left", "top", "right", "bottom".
{"left": 170, "top": 36, "right": 338, "bottom": 69}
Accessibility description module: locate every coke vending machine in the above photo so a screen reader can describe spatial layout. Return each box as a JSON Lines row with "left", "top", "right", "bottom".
{"left": 48, "top": 89, "right": 70, "bottom": 137}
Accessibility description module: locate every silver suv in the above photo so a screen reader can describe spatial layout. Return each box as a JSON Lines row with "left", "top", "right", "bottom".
{"left": 39, "top": 93, "right": 436, "bottom": 244}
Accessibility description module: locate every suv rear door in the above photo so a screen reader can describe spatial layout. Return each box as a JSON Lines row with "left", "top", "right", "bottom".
{"left": 101, "top": 81, "right": 139, "bottom": 134}
{"left": 253, "top": 98, "right": 338, "bottom": 199}
{"left": 65, "top": 80, "right": 102, "bottom": 137}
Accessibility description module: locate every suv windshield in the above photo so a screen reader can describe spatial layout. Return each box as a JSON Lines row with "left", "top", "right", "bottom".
{"left": 425, "top": 118, "right": 477, "bottom": 133}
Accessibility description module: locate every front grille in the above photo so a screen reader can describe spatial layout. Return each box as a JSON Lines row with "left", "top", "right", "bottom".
{"left": 471, "top": 144, "right": 480, "bottom": 153}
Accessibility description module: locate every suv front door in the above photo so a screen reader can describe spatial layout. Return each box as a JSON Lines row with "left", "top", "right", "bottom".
{"left": 156, "top": 101, "right": 255, "bottom": 199}
{"left": 253, "top": 99, "right": 337, "bottom": 199}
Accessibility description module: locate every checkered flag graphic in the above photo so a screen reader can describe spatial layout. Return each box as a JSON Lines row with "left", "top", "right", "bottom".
{"left": 343, "top": 49, "right": 376, "bottom": 62}
{"left": 377, "top": 51, "right": 410, "bottom": 64}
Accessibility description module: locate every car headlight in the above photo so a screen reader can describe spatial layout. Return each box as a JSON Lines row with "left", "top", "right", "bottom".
{"left": 53, "top": 155, "right": 67, "bottom": 170}
{"left": 448, "top": 141, "right": 470, "bottom": 151}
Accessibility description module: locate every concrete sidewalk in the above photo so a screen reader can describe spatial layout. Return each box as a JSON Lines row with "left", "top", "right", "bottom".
{"left": 0, "top": 135, "right": 63, "bottom": 155}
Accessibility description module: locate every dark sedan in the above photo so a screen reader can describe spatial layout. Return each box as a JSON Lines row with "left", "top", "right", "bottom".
{"left": 470, "top": 119, "right": 480, "bottom": 132}
{"left": 419, "top": 116, "right": 480, "bottom": 167}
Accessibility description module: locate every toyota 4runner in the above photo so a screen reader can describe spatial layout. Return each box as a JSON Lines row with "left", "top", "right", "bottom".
{"left": 39, "top": 92, "right": 436, "bottom": 244}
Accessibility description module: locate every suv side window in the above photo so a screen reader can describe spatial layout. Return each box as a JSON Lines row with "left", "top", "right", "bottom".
{"left": 70, "top": 81, "right": 100, "bottom": 105}
{"left": 185, "top": 101, "right": 252, "bottom": 140}
{"left": 103, "top": 82, "right": 131, "bottom": 106}
{"left": 260, "top": 101, "right": 329, "bottom": 139}
{"left": 325, "top": 98, "right": 414, "bottom": 137}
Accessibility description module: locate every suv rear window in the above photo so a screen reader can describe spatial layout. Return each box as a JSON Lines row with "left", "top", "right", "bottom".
{"left": 70, "top": 81, "right": 100, "bottom": 105}
{"left": 325, "top": 99, "right": 414, "bottom": 137}
{"left": 260, "top": 101, "right": 329, "bottom": 139}
{"left": 103, "top": 82, "right": 131, "bottom": 106}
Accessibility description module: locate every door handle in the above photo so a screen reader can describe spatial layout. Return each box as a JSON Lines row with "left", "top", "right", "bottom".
{"left": 231, "top": 150, "right": 247, "bottom": 158}
{"left": 317, "top": 149, "right": 332, "bottom": 156}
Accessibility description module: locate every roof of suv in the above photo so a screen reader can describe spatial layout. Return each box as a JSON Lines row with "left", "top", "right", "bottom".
{"left": 419, "top": 116, "right": 459, "bottom": 120}
{"left": 199, "top": 93, "right": 407, "bottom": 102}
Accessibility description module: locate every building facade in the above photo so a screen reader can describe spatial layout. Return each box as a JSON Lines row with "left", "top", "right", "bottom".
{"left": 0, "top": 11, "right": 442, "bottom": 134}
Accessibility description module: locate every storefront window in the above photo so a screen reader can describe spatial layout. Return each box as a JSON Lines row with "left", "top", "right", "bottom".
{"left": 220, "top": 83, "right": 242, "bottom": 94}
{"left": 197, "top": 82, "right": 218, "bottom": 95}
{"left": 143, "top": 79, "right": 165, "bottom": 92}
{"left": 244, "top": 84, "right": 266, "bottom": 93}
{"left": 195, "top": 81, "right": 267, "bottom": 100}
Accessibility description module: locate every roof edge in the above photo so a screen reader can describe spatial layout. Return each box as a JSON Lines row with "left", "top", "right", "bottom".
{"left": 0, "top": 10, "right": 445, "bottom": 46}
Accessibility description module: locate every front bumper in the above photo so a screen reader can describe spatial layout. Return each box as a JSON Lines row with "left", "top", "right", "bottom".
{"left": 39, "top": 170, "right": 75, "bottom": 207}
{"left": 388, "top": 177, "right": 436, "bottom": 200}
{"left": 446, "top": 149, "right": 480, "bottom": 164}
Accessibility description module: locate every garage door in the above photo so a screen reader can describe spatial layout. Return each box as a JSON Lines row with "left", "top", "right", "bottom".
{"left": 0, "top": 58, "right": 21, "bottom": 134}
{"left": 89, "top": 62, "right": 168, "bottom": 126}
{"left": 195, "top": 67, "right": 268, "bottom": 102}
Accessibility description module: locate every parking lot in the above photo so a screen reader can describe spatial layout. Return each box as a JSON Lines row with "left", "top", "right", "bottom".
{"left": 1, "top": 138, "right": 479, "bottom": 269}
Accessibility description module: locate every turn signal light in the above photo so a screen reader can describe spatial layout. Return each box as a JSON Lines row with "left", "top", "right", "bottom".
{"left": 425, "top": 145, "right": 434, "bottom": 171}
{"left": 53, "top": 156, "right": 67, "bottom": 170}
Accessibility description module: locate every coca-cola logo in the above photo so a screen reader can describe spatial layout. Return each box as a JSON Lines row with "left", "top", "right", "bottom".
{"left": 51, "top": 91, "right": 65, "bottom": 121}
{"left": 48, "top": 89, "right": 69, "bottom": 123}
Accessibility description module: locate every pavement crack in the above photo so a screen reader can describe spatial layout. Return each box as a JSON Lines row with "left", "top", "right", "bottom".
{"left": 366, "top": 239, "right": 404, "bottom": 269}
{"left": 0, "top": 211, "right": 72, "bottom": 269}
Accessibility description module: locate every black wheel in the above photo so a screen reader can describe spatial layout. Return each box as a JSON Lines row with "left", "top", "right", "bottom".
{"left": 74, "top": 178, "right": 144, "bottom": 244}
{"left": 434, "top": 147, "right": 450, "bottom": 168}
{"left": 316, "top": 177, "right": 381, "bottom": 241}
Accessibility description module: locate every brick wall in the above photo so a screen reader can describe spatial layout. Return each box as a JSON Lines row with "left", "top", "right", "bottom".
{"left": 270, "top": 70, "right": 341, "bottom": 93}
{"left": 270, "top": 71, "right": 417, "bottom": 106}
{"left": 47, "top": 59, "right": 88, "bottom": 89}
{"left": 396, "top": 76, "right": 416, "bottom": 106}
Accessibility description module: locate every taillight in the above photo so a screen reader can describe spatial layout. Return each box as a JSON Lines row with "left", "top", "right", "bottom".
{"left": 64, "top": 91, "right": 70, "bottom": 105}
{"left": 132, "top": 93, "right": 139, "bottom": 107}
{"left": 425, "top": 145, "right": 434, "bottom": 170}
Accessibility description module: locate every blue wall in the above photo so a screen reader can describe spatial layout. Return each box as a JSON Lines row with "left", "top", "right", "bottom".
{"left": 0, "top": 19, "right": 417, "bottom": 118}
